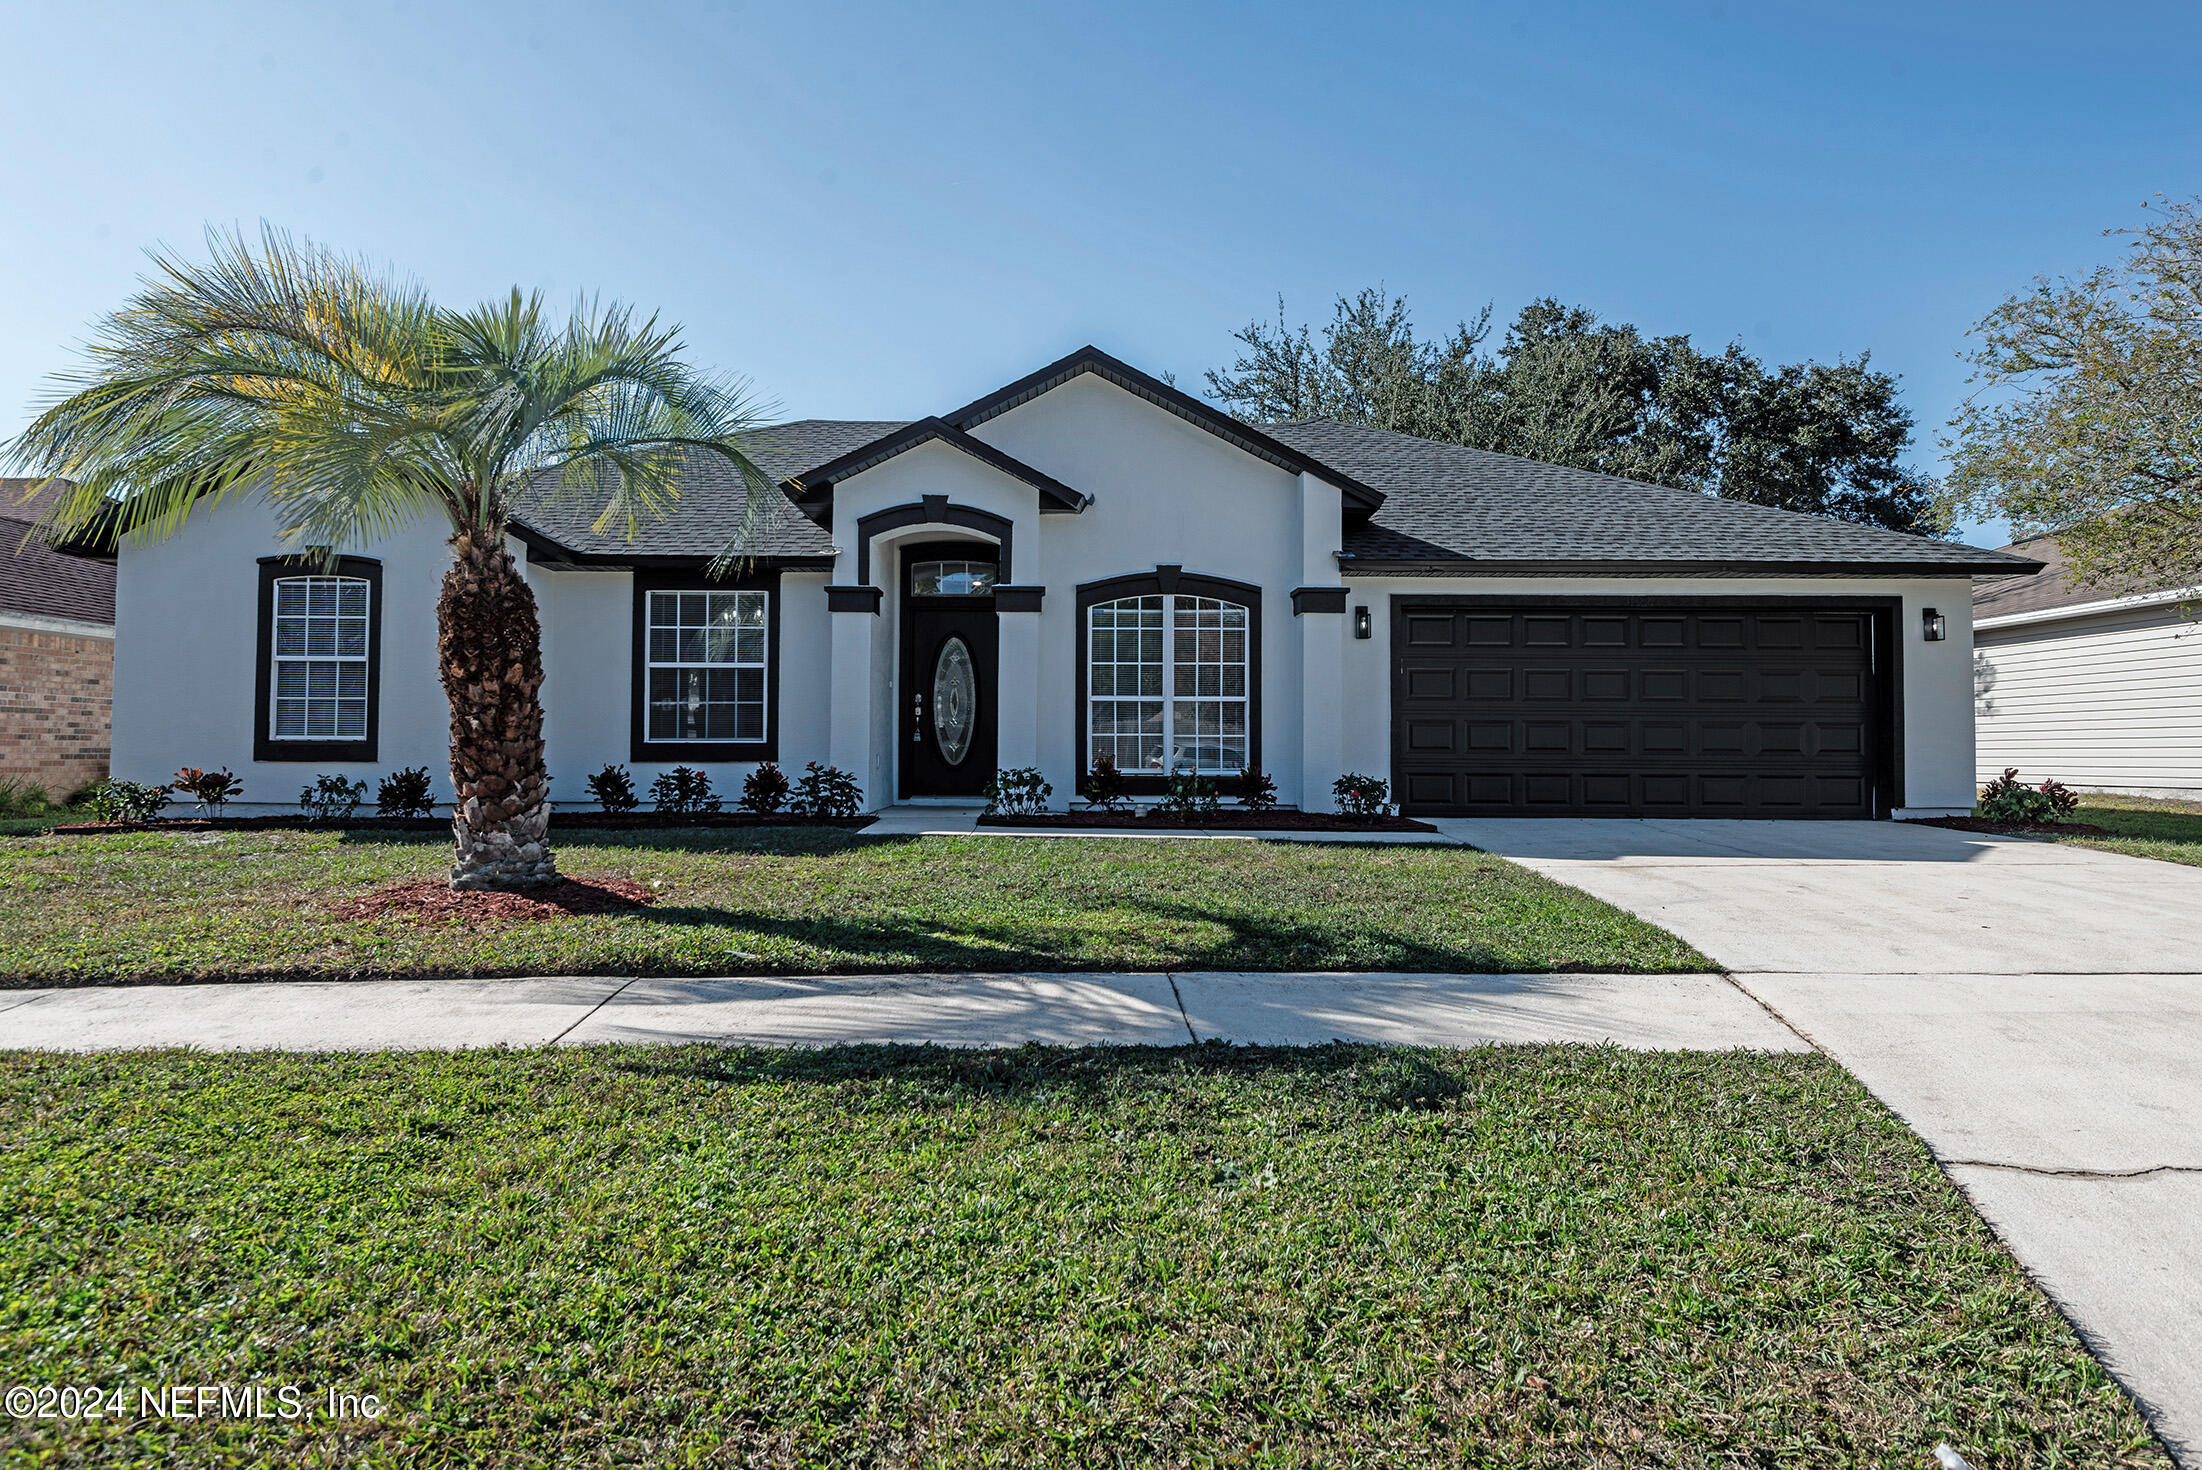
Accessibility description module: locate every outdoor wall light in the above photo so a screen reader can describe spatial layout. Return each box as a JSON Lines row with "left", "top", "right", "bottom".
{"left": 1922, "top": 607, "right": 1947, "bottom": 642}
{"left": 1354, "top": 605, "right": 1372, "bottom": 640}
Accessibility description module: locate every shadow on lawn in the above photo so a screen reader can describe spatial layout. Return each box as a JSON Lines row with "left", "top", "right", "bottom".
{"left": 607, "top": 1037, "right": 1481, "bottom": 1111}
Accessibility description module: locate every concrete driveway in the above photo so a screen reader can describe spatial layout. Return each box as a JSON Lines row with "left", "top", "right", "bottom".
{"left": 1449, "top": 817, "right": 2202, "bottom": 1465}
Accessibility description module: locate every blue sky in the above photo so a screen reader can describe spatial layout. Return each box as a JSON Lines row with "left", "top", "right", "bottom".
{"left": 5, "top": 0, "right": 2197, "bottom": 544}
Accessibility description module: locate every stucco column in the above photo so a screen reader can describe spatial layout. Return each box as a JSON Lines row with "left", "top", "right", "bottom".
{"left": 1298, "top": 601, "right": 1345, "bottom": 811}
{"left": 994, "top": 599, "right": 1042, "bottom": 774}
{"left": 826, "top": 590, "right": 879, "bottom": 796}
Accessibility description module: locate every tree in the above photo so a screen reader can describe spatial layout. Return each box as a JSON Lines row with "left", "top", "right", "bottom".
{"left": 1205, "top": 289, "right": 1936, "bottom": 533}
{"left": 1939, "top": 197, "right": 2202, "bottom": 590}
{"left": 5, "top": 226, "right": 773, "bottom": 890}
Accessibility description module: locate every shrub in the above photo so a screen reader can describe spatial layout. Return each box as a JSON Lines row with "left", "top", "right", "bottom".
{"left": 298, "top": 775, "right": 367, "bottom": 823}
{"left": 1079, "top": 754, "right": 1129, "bottom": 811}
{"left": 587, "top": 764, "right": 639, "bottom": 815}
{"left": 170, "top": 766, "right": 244, "bottom": 815}
{"left": 0, "top": 776, "right": 55, "bottom": 818}
{"left": 85, "top": 777, "right": 171, "bottom": 824}
{"left": 793, "top": 762, "right": 863, "bottom": 819}
{"left": 740, "top": 762, "right": 791, "bottom": 816}
{"left": 1332, "top": 772, "right": 1394, "bottom": 821}
{"left": 375, "top": 766, "right": 435, "bottom": 818}
{"left": 1159, "top": 770, "right": 1220, "bottom": 822}
{"left": 649, "top": 766, "right": 721, "bottom": 816}
{"left": 1237, "top": 766, "right": 1278, "bottom": 812}
{"left": 1978, "top": 768, "right": 2080, "bottom": 827}
{"left": 983, "top": 766, "right": 1053, "bottom": 818}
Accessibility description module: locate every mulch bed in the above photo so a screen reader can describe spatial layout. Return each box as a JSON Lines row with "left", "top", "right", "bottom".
{"left": 51, "top": 813, "right": 875, "bottom": 836}
{"left": 329, "top": 874, "right": 656, "bottom": 925}
{"left": 1906, "top": 816, "right": 2113, "bottom": 837}
{"left": 978, "top": 809, "right": 1439, "bottom": 833}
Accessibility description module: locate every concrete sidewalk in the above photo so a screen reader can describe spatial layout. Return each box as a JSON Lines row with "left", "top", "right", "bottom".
{"left": 0, "top": 969, "right": 1804, "bottom": 1054}
{"left": 1455, "top": 817, "right": 2202, "bottom": 1466}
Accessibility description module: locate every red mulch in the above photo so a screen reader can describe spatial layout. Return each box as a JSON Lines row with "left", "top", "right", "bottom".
{"left": 1906, "top": 816, "right": 2114, "bottom": 837}
{"left": 330, "top": 874, "right": 655, "bottom": 925}
{"left": 977, "top": 809, "right": 1439, "bottom": 833}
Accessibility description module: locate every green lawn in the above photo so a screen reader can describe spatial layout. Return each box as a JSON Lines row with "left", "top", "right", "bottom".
{"left": 2064, "top": 794, "right": 2202, "bottom": 867}
{"left": 0, "top": 828, "right": 1707, "bottom": 984}
{"left": 0, "top": 1044, "right": 2162, "bottom": 1468}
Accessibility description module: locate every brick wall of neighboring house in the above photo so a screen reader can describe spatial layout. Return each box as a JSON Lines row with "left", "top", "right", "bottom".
{"left": 0, "top": 617, "right": 114, "bottom": 801}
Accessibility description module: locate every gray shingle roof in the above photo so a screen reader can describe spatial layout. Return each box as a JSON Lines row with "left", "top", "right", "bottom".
{"left": 511, "top": 421, "right": 904, "bottom": 562}
{"left": 1972, "top": 534, "right": 2189, "bottom": 619}
{"left": 0, "top": 480, "right": 115, "bottom": 624}
{"left": 1265, "top": 419, "right": 2038, "bottom": 575}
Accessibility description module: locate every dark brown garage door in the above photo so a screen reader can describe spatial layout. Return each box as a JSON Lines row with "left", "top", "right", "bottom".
{"left": 1392, "top": 601, "right": 1892, "bottom": 818}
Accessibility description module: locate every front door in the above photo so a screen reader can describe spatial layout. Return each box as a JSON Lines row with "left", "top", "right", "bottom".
{"left": 898, "top": 543, "right": 999, "bottom": 798}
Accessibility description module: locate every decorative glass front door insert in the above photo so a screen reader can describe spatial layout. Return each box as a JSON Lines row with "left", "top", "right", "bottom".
{"left": 932, "top": 636, "right": 975, "bottom": 766}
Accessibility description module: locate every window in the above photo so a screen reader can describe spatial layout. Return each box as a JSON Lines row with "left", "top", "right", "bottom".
{"left": 643, "top": 589, "right": 769, "bottom": 743}
{"left": 910, "top": 559, "right": 997, "bottom": 596}
{"left": 254, "top": 556, "right": 381, "bottom": 762}
{"left": 1087, "top": 592, "right": 1251, "bottom": 774}
{"left": 270, "top": 577, "right": 371, "bottom": 740}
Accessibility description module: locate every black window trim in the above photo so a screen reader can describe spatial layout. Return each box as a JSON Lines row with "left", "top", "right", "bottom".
{"left": 254, "top": 554, "right": 383, "bottom": 764}
{"left": 1074, "top": 566, "right": 1263, "bottom": 795}
{"left": 630, "top": 566, "right": 784, "bottom": 763}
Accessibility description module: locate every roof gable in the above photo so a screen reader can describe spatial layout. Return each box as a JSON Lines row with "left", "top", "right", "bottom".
{"left": 785, "top": 417, "right": 1090, "bottom": 514}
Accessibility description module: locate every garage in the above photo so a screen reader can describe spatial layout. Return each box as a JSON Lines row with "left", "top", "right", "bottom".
{"left": 1391, "top": 599, "right": 1896, "bottom": 818}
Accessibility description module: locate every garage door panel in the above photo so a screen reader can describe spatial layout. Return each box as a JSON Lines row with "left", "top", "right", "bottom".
{"left": 1394, "top": 603, "right": 1884, "bottom": 818}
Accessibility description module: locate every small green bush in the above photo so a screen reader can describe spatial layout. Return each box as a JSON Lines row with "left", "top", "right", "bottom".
{"left": 1159, "top": 771, "right": 1220, "bottom": 822}
{"left": 84, "top": 778, "right": 172, "bottom": 823}
{"left": 0, "top": 776, "right": 55, "bottom": 818}
{"left": 375, "top": 767, "right": 436, "bottom": 818}
{"left": 650, "top": 767, "right": 722, "bottom": 816}
{"left": 299, "top": 775, "right": 368, "bottom": 823}
{"left": 1333, "top": 772, "right": 1394, "bottom": 821}
{"left": 1977, "top": 768, "right": 2081, "bottom": 827}
{"left": 586, "top": 764, "right": 639, "bottom": 815}
{"left": 793, "top": 762, "right": 863, "bottom": 819}
{"left": 740, "top": 762, "right": 791, "bottom": 816}
{"left": 1237, "top": 767, "right": 1279, "bottom": 812}
{"left": 1079, "top": 755, "right": 1129, "bottom": 812}
{"left": 983, "top": 767, "right": 1053, "bottom": 818}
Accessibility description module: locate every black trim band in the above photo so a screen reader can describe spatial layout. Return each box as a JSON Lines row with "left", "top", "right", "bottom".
{"left": 1291, "top": 586, "right": 1348, "bottom": 614}
{"left": 631, "top": 567, "right": 783, "bottom": 762}
{"left": 253, "top": 554, "right": 383, "bottom": 764}
{"left": 825, "top": 585, "right": 883, "bottom": 614}
{"left": 1338, "top": 555, "right": 2029, "bottom": 578}
{"left": 853, "top": 499, "right": 1012, "bottom": 585}
{"left": 1074, "top": 567, "right": 1263, "bottom": 793}
{"left": 994, "top": 585, "right": 1045, "bottom": 612}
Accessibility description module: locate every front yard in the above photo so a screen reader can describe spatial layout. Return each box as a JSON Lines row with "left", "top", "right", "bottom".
{"left": 0, "top": 1043, "right": 2163, "bottom": 1468}
{"left": 2066, "top": 794, "right": 2202, "bottom": 867}
{"left": 0, "top": 828, "right": 1707, "bottom": 984}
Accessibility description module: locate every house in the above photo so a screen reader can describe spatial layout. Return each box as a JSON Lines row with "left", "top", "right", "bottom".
{"left": 1972, "top": 534, "right": 2199, "bottom": 798}
{"left": 94, "top": 347, "right": 2035, "bottom": 818}
{"left": 1, "top": 479, "right": 116, "bottom": 802}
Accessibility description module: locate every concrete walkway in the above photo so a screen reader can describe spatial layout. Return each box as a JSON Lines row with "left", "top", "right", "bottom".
{"left": 0, "top": 970, "right": 1802, "bottom": 1053}
{"left": 1454, "top": 817, "right": 2202, "bottom": 1465}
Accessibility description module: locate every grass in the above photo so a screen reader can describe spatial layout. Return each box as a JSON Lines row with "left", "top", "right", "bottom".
{"left": 0, "top": 1043, "right": 2163, "bottom": 1468}
{"left": 2063, "top": 794, "right": 2202, "bottom": 867}
{"left": 0, "top": 828, "right": 1708, "bottom": 985}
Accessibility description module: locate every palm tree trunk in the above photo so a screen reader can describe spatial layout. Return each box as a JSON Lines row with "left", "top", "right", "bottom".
{"left": 440, "top": 532, "right": 557, "bottom": 890}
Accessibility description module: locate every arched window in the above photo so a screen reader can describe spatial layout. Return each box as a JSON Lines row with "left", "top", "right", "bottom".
{"left": 1084, "top": 579, "right": 1255, "bottom": 776}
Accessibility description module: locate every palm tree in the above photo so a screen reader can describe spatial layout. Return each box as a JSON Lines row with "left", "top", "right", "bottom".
{"left": 6, "top": 226, "right": 775, "bottom": 890}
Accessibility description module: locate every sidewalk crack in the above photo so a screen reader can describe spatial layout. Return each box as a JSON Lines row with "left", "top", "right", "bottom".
{"left": 549, "top": 977, "right": 642, "bottom": 1048}
{"left": 1165, "top": 973, "right": 1199, "bottom": 1044}
{"left": 1943, "top": 1159, "right": 2202, "bottom": 1180}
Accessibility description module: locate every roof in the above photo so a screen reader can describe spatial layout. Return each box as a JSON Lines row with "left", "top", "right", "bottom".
{"left": 0, "top": 480, "right": 116, "bottom": 625}
{"left": 1973, "top": 534, "right": 2194, "bottom": 621}
{"left": 786, "top": 418, "right": 1090, "bottom": 513}
{"left": 1264, "top": 419, "right": 2041, "bottom": 576}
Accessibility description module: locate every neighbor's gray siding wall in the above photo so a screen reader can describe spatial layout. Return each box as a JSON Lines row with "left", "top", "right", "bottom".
{"left": 1974, "top": 603, "right": 2202, "bottom": 797}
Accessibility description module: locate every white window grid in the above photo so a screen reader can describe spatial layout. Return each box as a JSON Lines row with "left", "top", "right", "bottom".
{"left": 645, "top": 589, "right": 769, "bottom": 743}
{"left": 270, "top": 576, "right": 370, "bottom": 741}
{"left": 1087, "top": 594, "right": 1249, "bottom": 775}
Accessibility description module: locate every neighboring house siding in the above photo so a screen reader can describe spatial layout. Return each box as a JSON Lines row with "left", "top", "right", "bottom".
{"left": 1974, "top": 604, "right": 2202, "bottom": 797}
{"left": 0, "top": 616, "right": 113, "bottom": 801}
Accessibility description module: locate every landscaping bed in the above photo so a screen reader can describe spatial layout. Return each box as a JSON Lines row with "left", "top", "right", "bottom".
{"left": 329, "top": 874, "right": 654, "bottom": 925}
{"left": 978, "top": 808, "right": 1437, "bottom": 832}
{"left": 0, "top": 1044, "right": 2162, "bottom": 1467}
{"left": 0, "top": 828, "right": 1708, "bottom": 983}
{"left": 49, "top": 810, "right": 876, "bottom": 835}
{"left": 1906, "top": 795, "right": 2202, "bottom": 865}
{"left": 1908, "top": 815, "right": 2114, "bottom": 837}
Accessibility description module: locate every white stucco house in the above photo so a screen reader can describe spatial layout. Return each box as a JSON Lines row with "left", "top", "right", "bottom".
{"left": 1972, "top": 535, "right": 2199, "bottom": 798}
{"left": 98, "top": 347, "right": 2037, "bottom": 818}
